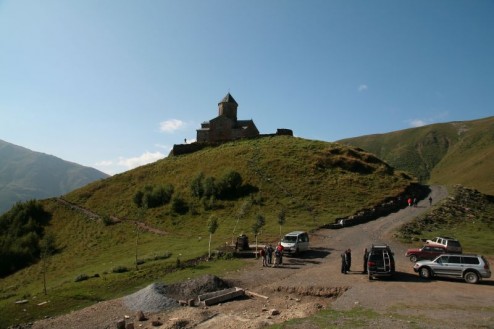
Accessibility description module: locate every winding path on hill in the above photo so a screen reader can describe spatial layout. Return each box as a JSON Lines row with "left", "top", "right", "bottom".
{"left": 55, "top": 198, "right": 167, "bottom": 236}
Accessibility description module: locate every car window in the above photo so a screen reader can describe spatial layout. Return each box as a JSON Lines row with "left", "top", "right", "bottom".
{"left": 423, "top": 246, "right": 432, "bottom": 252}
{"left": 436, "top": 256, "right": 448, "bottom": 264}
{"left": 448, "top": 256, "right": 461, "bottom": 264}
{"left": 432, "top": 247, "right": 444, "bottom": 252}
{"left": 283, "top": 236, "right": 297, "bottom": 243}
{"left": 462, "top": 257, "right": 480, "bottom": 265}
{"left": 448, "top": 241, "right": 461, "bottom": 248}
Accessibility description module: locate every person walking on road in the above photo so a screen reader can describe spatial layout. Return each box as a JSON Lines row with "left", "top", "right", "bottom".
{"left": 363, "top": 248, "right": 369, "bottom": 274}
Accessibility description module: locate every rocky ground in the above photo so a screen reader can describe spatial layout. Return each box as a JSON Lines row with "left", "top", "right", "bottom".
{"left": 28, "top": 186, "right": 494, "bottom": 329}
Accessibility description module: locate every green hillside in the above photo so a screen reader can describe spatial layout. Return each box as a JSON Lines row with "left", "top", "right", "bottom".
{"left": 0, "top": 136, "right": 416, "bottom": 327}
{"left": 339, "top": 116, "right": 494, "bottom": 195}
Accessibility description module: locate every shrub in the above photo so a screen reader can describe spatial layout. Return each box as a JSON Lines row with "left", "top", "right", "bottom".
{"left": 74, "top": 274, "right": 89, "bottom": 282}
{"left": 112, "top": 266, "right": 129, "bottom": 273}
{"left": 133, "top": 184, "right": 175, "bottom": 209}
{"left": 190, "top": 172, "right": 205, "bottom": 198}
{"left": 171, "top": 196, "right": 189, "bottom": 214}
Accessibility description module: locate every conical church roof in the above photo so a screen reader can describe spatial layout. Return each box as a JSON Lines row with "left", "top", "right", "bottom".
{"left": 219, "top": 93, "right": 238, "bottom": 105}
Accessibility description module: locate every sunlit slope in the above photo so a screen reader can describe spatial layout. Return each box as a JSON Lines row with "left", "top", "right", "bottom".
{"left": 63, "top": 136, "right": 413, "bottom": 238}
{"left": 339, "top": 116, "right": 494, "bottom": 195}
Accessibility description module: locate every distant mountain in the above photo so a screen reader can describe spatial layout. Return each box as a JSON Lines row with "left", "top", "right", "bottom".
{"left": 338, "top": 116, "right": 494, "bottom": 195}
{"left": 0, "top": 139, "right": 109, "bottom": 214}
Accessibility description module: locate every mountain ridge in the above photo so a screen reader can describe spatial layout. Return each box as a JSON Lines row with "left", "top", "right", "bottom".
{"left": 0, "top": 139, "right": 109, "bottom": 214}
{"left": 338, "top": 116, "right": 494, "bottom": 195}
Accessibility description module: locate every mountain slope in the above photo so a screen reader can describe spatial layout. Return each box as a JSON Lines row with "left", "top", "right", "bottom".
{"left": 0, "top": 136, "right": 426, "bottom": 327}
{"left": 0, "top": 139, "right": 109, "bottom": 214}
{"left": 338, "top": 116, "right": 494, "bottom": 195}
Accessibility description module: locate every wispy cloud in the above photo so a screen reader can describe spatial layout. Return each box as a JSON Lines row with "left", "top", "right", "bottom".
{"left": 159, "top": 119, "right": 186, "bottom": 133}
{"left": 407, "top": 111, "right": 451, "bottom": 128}
{"left": 95, "top": 151, "right": 166, "bottom": 175}
{"left": 358, "top": 84, "right": 368, "bottom": 92}
{"left": 409, "top": 119, "right": 428, "bottom": 127}
{"left": 118, "top": 151, "right": 165, "bottom": 169}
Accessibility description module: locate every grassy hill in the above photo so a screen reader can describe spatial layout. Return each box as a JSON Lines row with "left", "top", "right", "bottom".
{"left": 0, "top": 139, "right": 109, "bottom": 214}
{"left": 338, "top": 116, "right": 494, "bottom": 195}
{"left": 0, "top": 136, "right": 417, "bottom": 327}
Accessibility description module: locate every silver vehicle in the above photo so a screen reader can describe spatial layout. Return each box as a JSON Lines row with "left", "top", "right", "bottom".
{"left": 281, "top": 231, "right": 309, "bottom": 255}
{"left": 413, "top": 254, "right": 491, "bottom": 284}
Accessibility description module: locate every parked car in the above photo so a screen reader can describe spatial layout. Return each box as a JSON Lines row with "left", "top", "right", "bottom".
{"left": 425, "top": 236, "right": 462, "bottom": 253}
{"left": 281, "top": 231, "right": 309, "bottom": 255}
{"left": 413, "top": 254, "right": 491, "bottom": 284}
{"left": 367, "top": 244, "right": 395, "bottom": 280}
{"left": 405, "top": 245, "right": 447, "bottom": 262}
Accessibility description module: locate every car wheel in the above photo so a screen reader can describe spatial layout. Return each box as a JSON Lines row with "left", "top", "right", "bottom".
{"left": 368, "top": 272, "right": 372, "bottom": 281}
{"left": 464, "top": 271, "right": 479, "bottom": 284}
{"left": 419, "top": 267, "right": 431, "bottom": 279}
{"left": 409, "top": 255, "right": 417, "bottom": 263}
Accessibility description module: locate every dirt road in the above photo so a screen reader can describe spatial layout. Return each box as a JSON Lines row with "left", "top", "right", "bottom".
{"left": 31, "top": 186, "right": 494, "bottom": 329}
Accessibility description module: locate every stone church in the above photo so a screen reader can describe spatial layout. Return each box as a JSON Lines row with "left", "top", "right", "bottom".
{"left": 196, "top": 93, "right": 260, "bottom": 143}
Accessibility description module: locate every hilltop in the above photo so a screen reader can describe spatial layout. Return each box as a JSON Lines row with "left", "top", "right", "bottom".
{"left": 338, "top": 116, "right": 494, "bottom": 195}
{"left": 0, "top": 139, "right": 109, "bottom": 214}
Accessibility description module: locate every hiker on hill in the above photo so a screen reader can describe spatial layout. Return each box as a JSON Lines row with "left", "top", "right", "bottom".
{"left": 429, "top": 196, "right": 432, "bottom": 206}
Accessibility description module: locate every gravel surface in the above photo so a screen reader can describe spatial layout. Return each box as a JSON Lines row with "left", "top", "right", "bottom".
{"left": 29, "top": 186, "right": 494, "bottom": 329}
{"left": 124, "top": 283, "right": 178, "bottom": 313}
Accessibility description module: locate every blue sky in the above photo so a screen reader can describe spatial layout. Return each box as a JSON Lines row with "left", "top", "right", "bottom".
{"left": 1, "top": 1, "right": 493, "bottom": 175}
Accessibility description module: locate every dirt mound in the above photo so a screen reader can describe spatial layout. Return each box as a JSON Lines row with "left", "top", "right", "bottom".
{"left": 164, "top": 274, "right": 231, "bottom": 300}
{"left": 123, "top": 274, "right": 231, "bottom": 313}
{"left": 124, "top": 283, "right": 178, "bottom": 313}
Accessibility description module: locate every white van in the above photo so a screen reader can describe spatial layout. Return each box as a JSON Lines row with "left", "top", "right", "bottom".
{"left": 281, "top": 231, "right": 309, "bottom": 255}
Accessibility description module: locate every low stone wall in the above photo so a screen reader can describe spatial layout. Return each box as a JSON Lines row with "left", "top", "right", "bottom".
{"left": 170, "top": 129, "right": 294, "bottom": 156}
{"left": 325, "top": 183, "right": 431, "bottom": 229}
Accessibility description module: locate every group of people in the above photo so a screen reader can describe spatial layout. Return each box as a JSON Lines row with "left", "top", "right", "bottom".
{"left": 259, "top": 242, "right": 284, "bottom": 267}
{"left": 407, "top": 196, "right": 433, "bottom": 207}
{"left": 341, "top": 248, "right": 370, "bottom": 274}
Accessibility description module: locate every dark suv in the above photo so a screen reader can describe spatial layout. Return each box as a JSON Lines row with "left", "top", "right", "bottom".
{"left": 367, "top": 245, "right": 395, "bottom": 280}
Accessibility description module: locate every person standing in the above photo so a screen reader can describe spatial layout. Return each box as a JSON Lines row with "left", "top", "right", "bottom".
{"left": 267, "top": 244, "right": 273, "bottom": 265}
{"left": 260, "top": 247, "right": 267, "bottom": 267}
{"left": 341, "top": 251, "right": 348, "bottom": 274}
{"left": 429, "top": 196, "right": 432, "bottom": 206}
{"left": 346, "top": 249, "right": 352, "bottom": 272}
{"left": 407, "top": 197, "right": 412, "bottom": 207}
{"left": 363, "top": 248, "right": 369, "bottom": 274}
